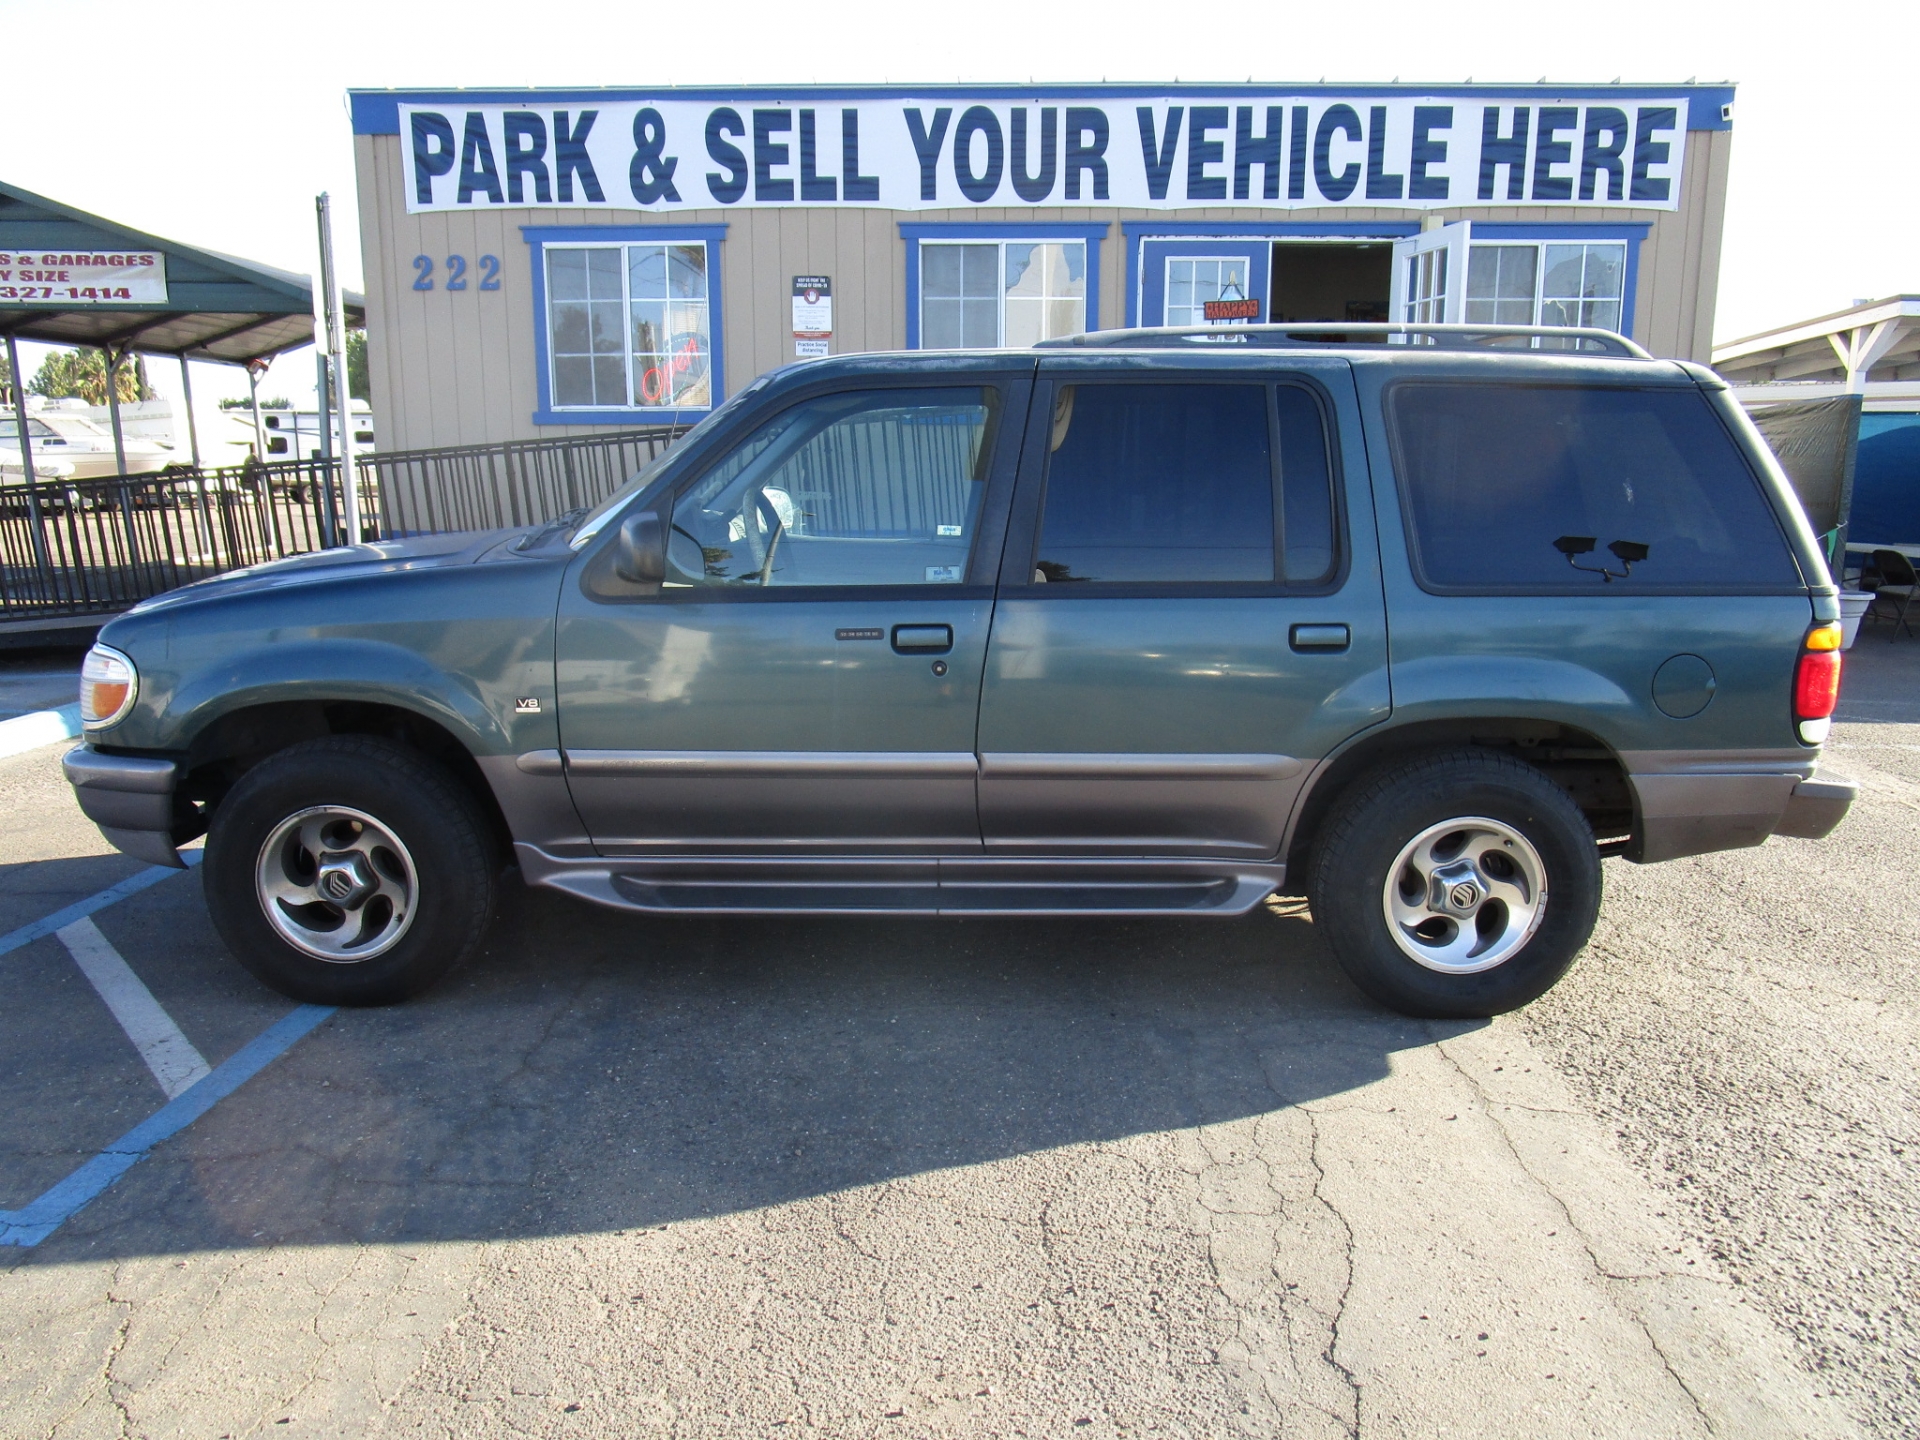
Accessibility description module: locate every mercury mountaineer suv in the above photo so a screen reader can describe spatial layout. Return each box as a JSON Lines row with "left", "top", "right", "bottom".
{"left": 62, "top": 324, "right": 1857, "bottom": 1018}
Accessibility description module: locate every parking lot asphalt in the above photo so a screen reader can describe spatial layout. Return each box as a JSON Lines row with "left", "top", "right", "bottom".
{"left": 1, "top": 642, "right": 1912, "bottom": 1437}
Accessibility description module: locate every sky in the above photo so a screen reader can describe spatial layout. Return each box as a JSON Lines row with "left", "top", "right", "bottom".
{"left": 2, "top": 0, "right": 1914, "bottom": 416}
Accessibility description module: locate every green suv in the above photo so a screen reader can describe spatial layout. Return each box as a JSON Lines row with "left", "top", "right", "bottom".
{"left": 63, "top": 325, "right": 1855, "bottom": 1017}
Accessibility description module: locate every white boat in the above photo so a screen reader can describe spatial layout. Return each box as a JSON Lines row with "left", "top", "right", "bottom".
{"left": 1, "top": 410, "right": 177, "bottom": 485}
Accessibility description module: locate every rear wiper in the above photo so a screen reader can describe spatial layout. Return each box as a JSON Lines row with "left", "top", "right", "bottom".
{"left": 513, "top": 507, "right": 589, "bottom": 552}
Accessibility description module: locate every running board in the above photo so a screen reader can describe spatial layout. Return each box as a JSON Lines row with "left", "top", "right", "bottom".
{"left": 516, "top": 846, "right": 1283, "bottom": 918}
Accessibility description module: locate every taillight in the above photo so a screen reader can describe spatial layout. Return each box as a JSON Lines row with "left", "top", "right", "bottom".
{"left": 79, "top": 644, "right": 137, "bottom": 729}
{"left": 1793, "top": 623, "right": 1843, "bottom": 744}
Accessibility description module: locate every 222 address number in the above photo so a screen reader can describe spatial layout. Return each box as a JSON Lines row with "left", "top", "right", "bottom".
{"left": 413, "top": 254, "right": 500, "bottom": 292}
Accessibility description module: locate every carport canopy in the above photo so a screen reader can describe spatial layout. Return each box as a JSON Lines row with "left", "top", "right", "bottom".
{"left": 0, "top": 178, "right": 360, "bottom": 365}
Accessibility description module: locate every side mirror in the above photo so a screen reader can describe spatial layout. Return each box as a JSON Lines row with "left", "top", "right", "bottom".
{"left": 613, "top": 510, "right": 666, "bottom": 584}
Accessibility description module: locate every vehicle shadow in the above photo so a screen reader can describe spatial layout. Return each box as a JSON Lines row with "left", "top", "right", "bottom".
{"left": 34, "top": 876, "right": 1473, "bottom": 1259}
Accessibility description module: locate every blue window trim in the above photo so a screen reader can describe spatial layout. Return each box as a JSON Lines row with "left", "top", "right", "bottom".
{"left": 523, "top": 224, "right": 728, "bottom": 427}
{"left": 1120, "top": 219, "right": 1650, "bottom": 334}
{"left": 1465, "top": 221, "right": 1651, "bottom": 341}
{"left": 900, "top": 222, "right": 1108, "bottom": 349}
{"left": 1121, "top": 221, "right": 1418, "bottom": 327}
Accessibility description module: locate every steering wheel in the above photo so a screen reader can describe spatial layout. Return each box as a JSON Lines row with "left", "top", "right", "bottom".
{"left": 751, "top": 490, "right": 787, "bottom": 585}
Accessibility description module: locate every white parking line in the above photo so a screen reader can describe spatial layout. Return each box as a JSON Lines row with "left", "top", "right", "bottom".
{"left": 56, "top": 916, "right": 212, "bottom": 1099}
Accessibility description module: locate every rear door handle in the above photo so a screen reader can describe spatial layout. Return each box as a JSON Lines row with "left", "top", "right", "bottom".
{"left": 1290, "top": 623, "right": 1350, "bottom": 652}
{"left": 892, "top": 624, "right": 953, "bottom": 654}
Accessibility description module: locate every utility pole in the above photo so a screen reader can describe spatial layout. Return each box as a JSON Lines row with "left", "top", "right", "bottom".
{"left": 314, "top": 193, "right": 359, "bottom": 544}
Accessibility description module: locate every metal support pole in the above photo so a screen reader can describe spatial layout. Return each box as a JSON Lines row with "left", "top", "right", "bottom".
{"left": 315, "top": 193, "right": 360, "bottom": 544}
{"left": 177, "top": 354, "right": 216, "bottom": 564}
{"left": 176, "top": 353, "right": 202, "bottom": 467}
{"left": 5, "top": 333, "right": 53, "bottom": 585}
{"left": 102, "top": 345, "right": 129, "bottom": 474}
{"left": 246, "top": 359, "right": 268, "bottom": 461}
{"left": 246, "top": 360, "right": 280, "bottom": 557}
{"left": 101, "top": 345, "right": 141, "bottom": 572}
{"left": 315, "top": 349, "right": 339, "bottom": 549}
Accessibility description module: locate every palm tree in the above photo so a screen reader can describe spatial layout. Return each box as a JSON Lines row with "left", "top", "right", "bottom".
{"left": 29, "top": 348, "right": 147, "bottom": 405}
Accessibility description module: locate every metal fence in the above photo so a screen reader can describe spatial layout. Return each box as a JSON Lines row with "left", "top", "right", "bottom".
{"left": 367, "top": 428, "right": 684, "bottom": 536}
{"left": 0, "top": 426, "right": 684, "bottom": 623}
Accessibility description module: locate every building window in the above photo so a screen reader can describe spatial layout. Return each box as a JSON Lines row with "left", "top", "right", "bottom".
{"left": 1165, "top": 257, "right": 1253, "bottom": 328}
{"left": 1466, "top": 242, "right": 1625, "bottom": 332}
{"left": 920, "top": 241, "right": 1085, "bottom": 348}
{"left": 544, "top": 239, "right": 713, "bottom": 412}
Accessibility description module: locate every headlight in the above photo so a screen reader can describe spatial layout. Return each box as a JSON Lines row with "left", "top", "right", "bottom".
{"left": 79, "top": 644, "right": 137, "bottom": 729}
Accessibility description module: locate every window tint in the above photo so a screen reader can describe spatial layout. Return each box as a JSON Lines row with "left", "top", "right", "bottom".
{"left": 1391, "top": 383, "right": 1800, "bottom": 591}
{"left": 667, "top": 388, "right": 996, "bottom": 588}
{"left": 1035, "top": 384, "right": 1274, "bottom": 584}
{"left": 1276, "top": 385, "right": 1337, "bottom": 584}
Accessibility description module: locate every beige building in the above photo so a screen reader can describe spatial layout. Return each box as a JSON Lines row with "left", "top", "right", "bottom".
{"left": 350, "top": 84, "right": 1736, "bottom": 452}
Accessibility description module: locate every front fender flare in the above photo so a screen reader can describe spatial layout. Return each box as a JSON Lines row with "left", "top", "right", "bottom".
{"left": 161, "top": 638, "right": 510, "bottom": 757}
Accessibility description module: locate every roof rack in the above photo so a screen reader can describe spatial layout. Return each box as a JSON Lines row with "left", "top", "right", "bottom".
{"left": 1036, "top": 323, "right": 1653, "bottom": 360}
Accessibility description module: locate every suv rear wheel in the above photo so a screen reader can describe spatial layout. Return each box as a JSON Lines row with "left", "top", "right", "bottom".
{"left": 1308, "top": 749, "right": 1601, "bottom": 1017}
{"left": 203, "top": 736, "right": 496, "bottom": 1005}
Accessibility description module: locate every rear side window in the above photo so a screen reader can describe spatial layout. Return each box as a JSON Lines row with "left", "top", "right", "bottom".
{"left": 1389, "top": 383, "right": 1801, "bottom": 592}
{"left": 1033, "top": 381, "right": 1337, "bottom": 585}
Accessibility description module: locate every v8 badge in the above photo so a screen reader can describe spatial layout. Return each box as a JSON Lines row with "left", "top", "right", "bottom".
{"left": 514, "top": 697, "right": 542, "bottom": 714}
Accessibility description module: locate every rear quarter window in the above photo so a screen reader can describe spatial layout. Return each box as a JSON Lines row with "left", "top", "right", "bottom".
{"left": 1388, "top": 382, "right": 1803, "bottom": 593}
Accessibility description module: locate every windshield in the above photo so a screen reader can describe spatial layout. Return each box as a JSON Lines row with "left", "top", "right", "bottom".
{"left": 569, "top": 377, "right": 773, "bottom": 549}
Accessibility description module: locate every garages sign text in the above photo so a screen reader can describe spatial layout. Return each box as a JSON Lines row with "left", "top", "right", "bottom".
{"left": 399, "top": 98, "right": 1687, "bottom": 214}
{"left": 0, "top": 250, "right": 167, "bottom": 304}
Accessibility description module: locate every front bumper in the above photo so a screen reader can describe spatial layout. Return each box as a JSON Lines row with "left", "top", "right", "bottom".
{"left": 62, "top": 747, "right": 186, "bottom": 868}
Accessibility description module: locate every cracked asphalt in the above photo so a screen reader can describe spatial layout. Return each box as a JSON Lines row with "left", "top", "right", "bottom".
{"left": 1, "top": 641, "right": 1913, "bottom": 1437}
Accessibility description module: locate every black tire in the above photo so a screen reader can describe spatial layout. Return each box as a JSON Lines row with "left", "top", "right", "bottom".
{"left": 1307, "top": 749, "right": 1602, "bottom": 1018}
{"left": 203, "top": 736, "right": 496, "bottom": 1005}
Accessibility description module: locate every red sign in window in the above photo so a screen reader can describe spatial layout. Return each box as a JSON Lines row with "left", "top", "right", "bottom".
{"left": 1202, "top": 298, "right": 1261, "bottom": 321}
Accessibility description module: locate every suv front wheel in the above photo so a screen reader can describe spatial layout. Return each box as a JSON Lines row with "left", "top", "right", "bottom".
{"left": 203, "top": 736, "right": 497, "bottom": 1005}
{"left": 1308, "top": 750, "right": 1602, "bottom": 1017}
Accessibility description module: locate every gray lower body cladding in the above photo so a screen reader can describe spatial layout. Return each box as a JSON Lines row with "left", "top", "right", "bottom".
{"left": 62, "top": 747, "right": 187, "bottom": 869}
{"left": 1623, "top": 750, "right": 1856, "bottom": 862}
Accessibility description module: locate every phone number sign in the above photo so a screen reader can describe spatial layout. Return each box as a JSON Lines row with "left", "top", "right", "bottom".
{"left": 0, "top": 251, "right": 168, "bottom": 304}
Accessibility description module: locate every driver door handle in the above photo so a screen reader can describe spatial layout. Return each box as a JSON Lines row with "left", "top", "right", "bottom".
{"left": 892, "top": 624, "right": 953, "bottom": 654}
{"left": 1290, "top": 623, "right": 1350, "bottom": 651}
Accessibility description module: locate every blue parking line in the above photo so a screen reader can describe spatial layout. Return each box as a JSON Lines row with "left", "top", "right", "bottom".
{"left": 0, "top": 857, "right": 337, "bottom": 1248}
{"left": 0, "top": 851, "right": 204, "bottom": 960}
{"left": 0, "top": 1005, "right": 336, "bottom": 1247}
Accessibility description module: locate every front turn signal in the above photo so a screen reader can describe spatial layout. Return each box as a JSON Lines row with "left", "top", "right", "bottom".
{"left": 79, "top": 644, "right": 137, "bottom": 729}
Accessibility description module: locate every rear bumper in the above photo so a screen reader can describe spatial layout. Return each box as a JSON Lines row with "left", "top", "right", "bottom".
{"left": 1772, "top": 772, "right": 1857, "bottom": 840}
{"left": 61, "top": 747, "right": 186, "bottom": 868}
{"left": 1625, "top": 753, "right": 1854, "bottom": 863}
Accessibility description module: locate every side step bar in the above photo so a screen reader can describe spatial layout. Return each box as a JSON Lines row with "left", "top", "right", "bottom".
{"left": 518, "top": 846, "right": 1284, "bottom": 919}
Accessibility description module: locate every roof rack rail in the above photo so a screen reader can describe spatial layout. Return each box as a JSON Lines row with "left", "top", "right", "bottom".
{"left": 1036, "top": 322, "right": 1653, "bottom": 360}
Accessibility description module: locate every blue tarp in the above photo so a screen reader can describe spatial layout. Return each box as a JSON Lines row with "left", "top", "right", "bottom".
{"left": 1853, "top": 413, "right": 1920, "bottom": 543}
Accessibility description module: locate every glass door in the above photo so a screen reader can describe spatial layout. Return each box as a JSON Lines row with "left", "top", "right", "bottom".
{"left": 1389, "top": 222, "right": 1471, "bottom": 327}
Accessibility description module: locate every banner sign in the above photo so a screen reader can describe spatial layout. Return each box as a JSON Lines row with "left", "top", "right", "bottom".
{"left": 0, "top": 250, "right": 167, "bottom": 304}
{"left": 400, "top": 97, "right": 1687, "bottom": 215}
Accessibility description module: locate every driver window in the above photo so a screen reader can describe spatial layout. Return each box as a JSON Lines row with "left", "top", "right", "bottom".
{"left": 666, "top": 387, "right": 998, "bottom": 587}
